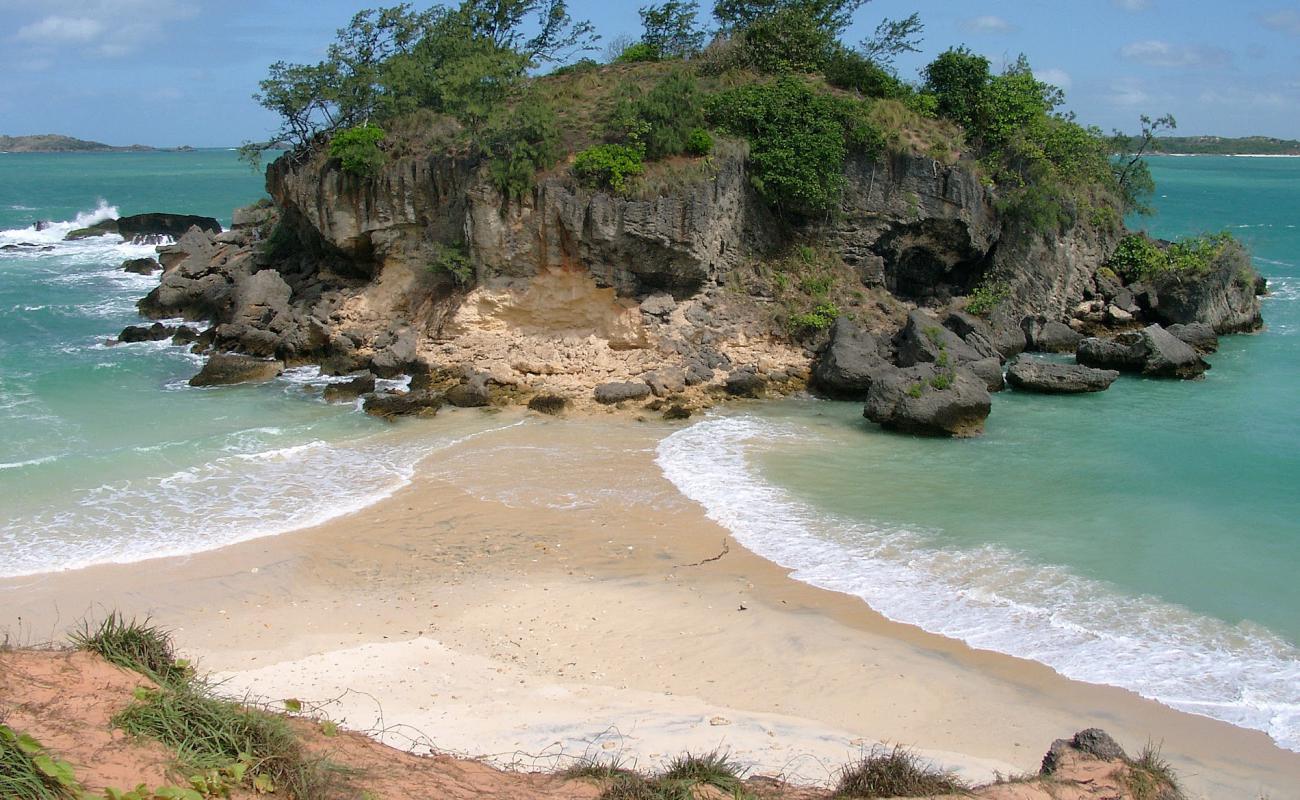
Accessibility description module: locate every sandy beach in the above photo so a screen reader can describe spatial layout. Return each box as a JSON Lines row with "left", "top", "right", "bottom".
{"left": 4, "top": 408, "right": 1298, "bottom": 798}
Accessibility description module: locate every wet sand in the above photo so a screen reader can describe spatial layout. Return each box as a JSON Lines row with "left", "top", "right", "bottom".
{"left": 3, "top": 410, "right": 1298, "bottom": 798}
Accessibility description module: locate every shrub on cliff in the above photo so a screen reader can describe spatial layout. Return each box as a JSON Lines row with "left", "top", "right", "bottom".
{"left": 328, "top": 123, "right": 387, "bottom": 176}
{"left": 1108, "top": 232, "right": 1234, "bottom": 282}
{"left": 574, "top": 144, "right": 646, "bottom": 192}
{"left": 638, "top": 1, "right": 706, "bottom": 59}
{"left": 708, "top": 77, "right": 883, "bottom": 217}
{"left": 484, "top": 91, "right": 562, "bottom": 201}
{"left": 607, "top": 71, "right": 706, "bottom": 160}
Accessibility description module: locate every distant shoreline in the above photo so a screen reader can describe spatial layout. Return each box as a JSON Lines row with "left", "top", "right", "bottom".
{"left": 0, "top": 134, "right": 197, "bottom": 153}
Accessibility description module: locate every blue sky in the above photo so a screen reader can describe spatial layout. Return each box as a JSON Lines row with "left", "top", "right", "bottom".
{"left": 2, "top": 0, "right": 1298, "bottom": 147}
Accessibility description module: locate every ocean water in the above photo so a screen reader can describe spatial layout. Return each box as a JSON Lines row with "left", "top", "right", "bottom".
{"left": 0, "top": 150, "right": 511, "bottom": 577}
{"left": 2, "top": 150, "right": 1297, "bottom": 753}
{"left": 658, "top": 156, "right": 1300, "bottom": 752}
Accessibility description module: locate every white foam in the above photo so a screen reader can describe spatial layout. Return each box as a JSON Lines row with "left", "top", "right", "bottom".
{"left": 0, "top": 454, "right": 60, "bottom": 471}
{"left": 655, "top": 416, "right": 1300, "bottom": 752}
{"left": 0, "top": 200, "right": 119, "bottom": 245}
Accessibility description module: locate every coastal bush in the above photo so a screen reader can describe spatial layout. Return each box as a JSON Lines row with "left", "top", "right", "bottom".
{"left": 70, "top": 613, "right": 188, "bottom": 686}
{"left": 615, "top": 42, "right": 660, "bottom": 63}
{"left": 483, "top": 91, "right": 562, "bottom": 202}
{"left": 832, "top": 745, "right": 967, "bottom": 798}
{"left": 661, "top": 750, "right": 746, "bottom": 793}
{"left": 685, "top": 128, "right": 713, "bottom": 156}
{"left": 1108, "top": 232, "right": 1232, "bottom": 282}
{"left": 431, "top": 244, "right": 474, "bottom": 286}
{"left": 1124, "top": 743, "right": 1185, "bottom": 800}
{"left": 574, "top": 144, "right": 646, "bottom": 192}
{"left": 823, "top": 46, "right": 906, "bottom": 98}
{"left": 638, "top": 1, "right": 706, "bottom": 59}
{"left": 608, "top": 72, "right": 706, "bottom": 161}
{"left": 740, "top": 7, "right": 836, "bottom": 73}
{"left": 328, "top": 124, "right": 387, "bottom": 177}
{"left": 964, "top": 280, "right": 1009, "bottom": 317}
{"left": 0, "top": 725, "right": 82, "bottom": 800}
{"left": 707, "top": 77, "right": 883, "bottom": 217}
{"left": 787, "top": 302, "right": 840, "bottom": 334}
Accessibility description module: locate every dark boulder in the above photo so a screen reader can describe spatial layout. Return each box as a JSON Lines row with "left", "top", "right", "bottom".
{"left": 723, "top": 369, "right": 767, "bottom": 398}
{"left": 942, "top": 311, "right": 1002, "bottom": 361}
{"left": 894, "top": 310, "right": 983, "bottom": 367}
{"left": 1007, "top": 360, "right": 1119, "bottom": 394}
{"left": 594, "top": 382, "right": 652, "bottom": 404}
{"left": 323, "top": 373, "right": 376, "bottom": 403}
{"left": 863, "top": 364, "right": 992, "bottom": 437}
{"left": 1167, "top": 322, "right": 1219, "bottom": 354}
{"left": 363, "top": 391, "right": 442, "bottom": 420}
{"left": 811, "top": 318, "right": 892, "bottom": 399}
{"left": 171, "top": 326, "right": 201, "bottom": 346}
{"left": 528, "top": 394, "right": 569, "bottom": 415}
{"left": 122, "top": 257, "right": 160, "bottom": 275}
{"left": 662, "top": 404, "right": 692, "bottom": 421}
{"left": 117, "top": 322, "right": 174, "bottom": 343}
{"left": 64, "top": 219, "right": 118, "bottom": 240}
{"left": 1042, "top": 729, "right": 1127, "bottom": 775}
{"left": 643, "top": 367, "right": 686, "bottom": 398}
{"left": 445, "top": 372, "right": 491, "bottom": 408}
{"left": 1022, "top": 316, "right": 1083, "bottom": 353}
{"left": 188, "top": 354, "right": 284, "bottom": 387}
{"left": 116, "top": 213, "right": 221, "bottom": 243}
{"left": 369, "top": 330, "right": 421, "bottom": 378}
{"left": 1077, "top": 324, "right": 1209, "bottom": 379}
{"left": 683, "top": 360, "right": 714, "bottom": 386}
{"left": 968, "top": 356, "right": 1006, "bottom": 393}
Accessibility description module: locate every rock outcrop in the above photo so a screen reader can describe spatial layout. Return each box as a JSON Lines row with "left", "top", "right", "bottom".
{"left": 1146, "top": 238, "right": 1263, "bottom": 333}
{"left": 1077, "top": 324, "right": 1209, "bottom": 379}
{"left": 864, "top": 364, "right": 992, "bottom": 437}
{"left": 117, "top": 213, "right": 222, "bottom": 243}
{"left": 1007, "top": 360, "right": 1119, "bottom": 393}
{"left": 189, "top": 354, "right": 284, "bottom": 386}
{"left": 811, "top": 318, "right": 892, "bottom": 399}
{"left": 122, "top": 257, "right": 160, "bottom": 275}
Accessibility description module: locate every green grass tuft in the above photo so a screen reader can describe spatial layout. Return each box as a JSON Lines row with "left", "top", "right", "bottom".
{"left": 661, "top": 749, "right": 746, "bottom": 793}
{"left": 833, "top": 745, "right": 968, "bottom": 798}
{"left": 1124, "top": 743, "right": 1185, "bottom": 800}
{"left": 70, "top": 612, "right": 188, "bottom": 686}
{"left": 0, "top": 724, "right": 82, "bottom": 800}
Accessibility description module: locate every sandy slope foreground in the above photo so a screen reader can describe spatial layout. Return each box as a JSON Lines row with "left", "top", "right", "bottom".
{"left": 3, "top": 409, "right": 1299, "bottom": 798}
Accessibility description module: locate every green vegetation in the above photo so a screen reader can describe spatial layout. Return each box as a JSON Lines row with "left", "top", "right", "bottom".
{"left": 70, "top": 612, "right": 190, "bottom": 686}
{"left": 431, "top": 244, "right": 474, "bottom": 285}
{"left": 833, "top": 746, "right": 968, "bottom": 798}
{"left": 1124, "top": 743, "right": 1185, "bottom": 800}
{"left": 69, "top": 614, "right": 346, "bottom": 800}
{"left": 787, "top": 301, "right": 840, "bottom": 334}
{"left": 327, "top": 123, "right": 387, "bottom": 176}
{"left": 0, "top": 725, "right": 81, "bottom": 800}
{"left": 685, "top": 128, "right": 713, "bottom": 156}
{"left": 574, "top": 144, "right": 646, "bottom": 192}
{"left": 483, "top": 91, "right": 561, "bottom": 200}
{"left": 1152, "top": 135, "right": 1300, "bottom": 156}
{"left": 708, "top": 77, "right": 882, "bottom": 217}
{"left": 638, "top": 2, "right": 706, "bottom": 60}
{"left": 571, "top": 749, "right": 750, "bottom": 800}
{"left": 1108, "top": 232, "right": 1233, "bottom": 282}
{"left": 609, "top": 71, "right": 707, "bottom": 160}
{"left": 965, "top": 280, "right": 1009, "bottom": 316}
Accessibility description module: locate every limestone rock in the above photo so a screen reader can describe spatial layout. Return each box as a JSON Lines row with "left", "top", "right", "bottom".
{"left": 117, "top": 323, "right": 174, "bottom": 343}
{"left": 122, "top": 257, "right": 160, "bottom": 275}
{"left": 1077, "top": 324, "right": 1209, "bottom": 379}
{"left": 189, "top": 354, "right": 284, "bottom": 387}
{"left": 117, "top": 212, "right": 221, "bottom": 243}
{"left": 363, "top": 391, "right": 442, "bottom": 419}
{"left": 895, "top": 310, "right": 984, "bottom": 367}
{"left": 1022, "top": 317, "right": 1083, "bottom": 353}
{"left": 1167, "top": 322, "right": 1219, "bottom": 354}
{"left": 594, "top": 382, "right": 652, "bottom": 404}
{"left": 811, "top": 318, "right": 892, "bottom": 400}
{"left": 643, "top": 367, "right": 687, "bottom": 398}
{"left": 323, "top": 373, "right": 376, "bottom": 403}
{"left": 1007, "top": 360, "right": 1119, "bottom": 393}
{"left": 724, "top": 369, "right": 766, "bottom": 398}
{"left": 864, "top": 364, "right": 992, "bottom": 437}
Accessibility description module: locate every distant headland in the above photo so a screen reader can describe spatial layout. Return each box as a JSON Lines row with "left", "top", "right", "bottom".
{"left": 0, "top": 134, "right": 195, "bottom": 153}
{"left": 1153, "top": 135, "right": 1300, "bottom": 156}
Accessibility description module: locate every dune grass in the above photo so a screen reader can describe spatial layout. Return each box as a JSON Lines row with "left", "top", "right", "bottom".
{"left": 69, "top": 612, "right": 188, "bottom": 686}
{"left": 1125, "top": 743, "right": 1185, "bottom": 800}
{"left": 0, "top": 724, "right": 81, "bottom": 800}
{"left": 579, "top": 749, "right": 751, "bottom": 800}
{"left": 833, "top": 745, "right": 968, "bottom": 798}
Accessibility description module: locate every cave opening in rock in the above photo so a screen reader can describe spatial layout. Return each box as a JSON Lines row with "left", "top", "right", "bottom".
{"left": 873, "top": 219, "right": 992, "bottom": 305}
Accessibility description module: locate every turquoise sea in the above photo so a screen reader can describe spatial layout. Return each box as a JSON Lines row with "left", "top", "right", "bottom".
{"left": 1, "top": 151, "right": 1297, "bottom": 751}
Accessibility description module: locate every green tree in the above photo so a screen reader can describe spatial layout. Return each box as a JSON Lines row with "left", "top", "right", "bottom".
{"left": 922, "top": 46, "right": 991, "bottom": 134}
{"left": 456, "top": 0, "right": 598, "bottom": 63}
{"left": 329, "top": 123, "right": 389, "bottom": 176}
{"left": 639, "top": 1, "right": 706, "bottom": 58}
{"left": 859, "top": 12, "right": 923, "bottom": 69}
{"left": 1112, "top": 113, "right": 1176, "bottom": 215}
{"left": 483, "top": 91, "right": 562, "bottom": 200}
{"left": 740, "top": 6, "right": 836, "bottom": 72}
{"left": 712, "top": 0, "right": 868, "bottom": 35}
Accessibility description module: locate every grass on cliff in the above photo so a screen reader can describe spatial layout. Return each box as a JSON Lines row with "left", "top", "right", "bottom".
{"left": 1124, "top": 744, "right": 1185, "bottom": 800}
{"left": 0, "top": 724, "right": 81, "bottom": 800}
{"left": 832, "top": 746, "right": 968, "bottom": 798}
{"left": 73, "top": 613, "right": 347, "bottom": 800}
{"left": 569, "top": 749, "right": 751, "bottom": 800}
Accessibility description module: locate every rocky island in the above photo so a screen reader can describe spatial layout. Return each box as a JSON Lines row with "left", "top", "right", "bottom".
{"left": 122, "top": 4, "right": 1263, "bottom": 439}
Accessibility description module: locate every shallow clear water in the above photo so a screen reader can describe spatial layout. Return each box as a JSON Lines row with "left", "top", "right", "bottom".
{"left": 0, "top": 151, "right": 511, "bottom": 577}
{"left": 658, "top": 156, "right": 1300, "bottom": 751}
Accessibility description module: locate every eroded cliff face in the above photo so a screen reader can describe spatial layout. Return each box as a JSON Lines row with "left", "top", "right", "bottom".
{"left": 140, "top": 142, "right": 1260, "bottom": 415}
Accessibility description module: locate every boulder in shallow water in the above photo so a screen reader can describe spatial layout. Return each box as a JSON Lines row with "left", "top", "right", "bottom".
{"left": 117, "top": 322, "right": 174, "bottom": 343}
{"left": 363, "top": 391, "right": 442, "bottom": 420}
{"left": 528, "top": 394, "right": 569, "bottom": 415}
{"left": 1007, "top": 360, "right": 1119, "bottom": 394}
{"left": 723, "top": 369, "right": 766, "bottom": 398}
{"left": 1167, "top": 322, "right": 1218, "bottom": 354}
{"left": 594, "top": 381, "right": 652, "bottom": 404}
{"left": 811, "top": 317, "right": 893, "bottom": 399}
{"left": 894, "top": 310, "right": 983, "bottom": 367}
{"left": 122, "top": 257, "right": 160, "bottom": 275}
{"left": 64, "top": 219, "right": 118, "bottom": 240}
{"left": 1022, "top": 316, "right": 1083, "bottom": 353}
{"left": 445, "top": 372, "right": 491, "bottom": 408}
{"left": 116, "top": 212, "right": 221, "bottom": 242}
{"left": 189, "top": 353, "right": 284, "bottom": 386}
{"left": 1078, "top": 324, "right": 1208, "bottom": 379}
{"left": 863, "top": 364, "right": 991, "bottom": 437}
{"left": 323, "top": 373, "right": 376, "bottom": 403}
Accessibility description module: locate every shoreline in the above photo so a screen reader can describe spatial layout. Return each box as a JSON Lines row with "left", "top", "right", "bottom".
{"left": 4, "top": 411, "right": 1300, "bottom": 798}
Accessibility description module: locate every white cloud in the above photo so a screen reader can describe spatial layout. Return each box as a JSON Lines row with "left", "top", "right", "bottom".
{"left": 961, "top": 15, "right": 1016, "bottom": 34}
{"left": 6, "top": 0, "right": 198, "bottom": 58}
{"left": 1108, "top": 78, "right": 1150, "bottom": 108}
{"left": 1260, "top": 9, "right": 1300, "bottom": 35}
{"left": 1034, "top": 68, "right": 1072, "bottom": 90}
{"left": 1112, "top": 0, "right": 1152, "bottom": 11}
{"left": 1120, "top": 40, "right": 1231, "bottom": 68}
{"left": 15, "top": 16, "right": 105, "bottom": 44}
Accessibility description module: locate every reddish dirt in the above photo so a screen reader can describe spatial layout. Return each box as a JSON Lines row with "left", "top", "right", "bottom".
{"left": 0, "top": 648, "right": 1175, "bottom": 800}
